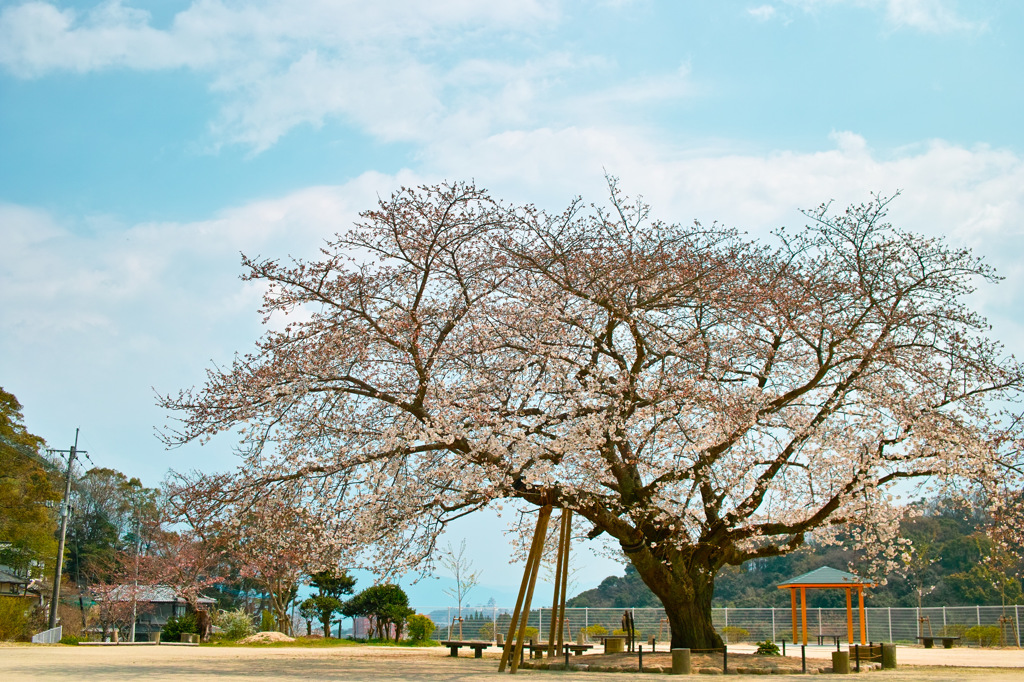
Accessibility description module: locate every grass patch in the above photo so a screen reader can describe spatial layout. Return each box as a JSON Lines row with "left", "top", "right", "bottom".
{"left": 358, "top": 638, "right": 443, "bottom": 648}
{"left": 203, "top": 637, "right": 360, "bottom": 648}
{"left": 202, "top": 636, "right": 442, "bottom": 648}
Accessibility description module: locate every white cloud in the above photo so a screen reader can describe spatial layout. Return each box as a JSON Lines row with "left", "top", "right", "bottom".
{"left": 0, "top": 0, "right": 567, "bottom": 150}
{"left": 782, "top": 0, "right": 985, "bottom": 33}
{"left": 0, "top": 0, "right": 556, "bottom": 76}
{"left": 881, "top": 0, "right": 983, "bottom": 33}
{"left": 6, "top": 133, "right": 1022, "bottom": 361}
{"left": 748, "top": 5, "right": 778, "bottom": 21}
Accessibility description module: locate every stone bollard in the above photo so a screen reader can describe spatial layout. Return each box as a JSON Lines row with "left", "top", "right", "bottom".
{"left": 496, "top": 632, "right": 504, "bottom": 647}
{"left": 149, "top": 632, "right": 161, "bottom": 644}
{"left": 671, "top": 648, "right": 692, "bottom": 675}
{"left": 181, "top": 633, "right": 199, "bottom": 644}
{"left": 577, "top": 630, "right": 587, "bottom": 645}
{"left": 881, "top": 643, "right": 897, "bottom": 669}
{"left": 832, "top": 650, "right": 850, "bottom": 674}
{"left": 112, "top": 629, "right": 119, "bottom": 644}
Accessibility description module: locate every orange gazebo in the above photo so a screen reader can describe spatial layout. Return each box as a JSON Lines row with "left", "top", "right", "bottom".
{"left": 777, "top": 566, "right": 874, "bottom": 645}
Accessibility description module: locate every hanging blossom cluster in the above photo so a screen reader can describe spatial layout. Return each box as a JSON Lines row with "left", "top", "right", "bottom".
{"left": 160, "top": 180, "right": 1023, "bottom": 588}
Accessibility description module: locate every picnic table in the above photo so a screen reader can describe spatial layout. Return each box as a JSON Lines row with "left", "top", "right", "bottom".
{"left": 917, "top": 635, "right": 960, "bottom": 649}
{"left": 440, "top": 640, "right": 491, "bottom": 658}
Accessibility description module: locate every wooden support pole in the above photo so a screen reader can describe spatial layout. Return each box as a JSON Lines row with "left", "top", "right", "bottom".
{"left": 511, "top": 508, "right": 550, "bottom": 673}
{"left": 555, "top": 511, "right": 571, "bottom": 655}
{"left": 546, "top": 511, "right": 567, "bottom": 658}
{"left": 499, "top": 505, "right": 552, "bottom": 673}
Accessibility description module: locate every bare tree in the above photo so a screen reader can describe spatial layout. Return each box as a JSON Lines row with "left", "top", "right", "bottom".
{"left": 439, "top": 539, "right": 480, "bottom": 639}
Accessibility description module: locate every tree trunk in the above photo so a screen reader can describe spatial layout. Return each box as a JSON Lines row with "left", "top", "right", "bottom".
{"left": 660, "top": 581, "right": 723, "bottom": 651}
{"left": 628, "top": 549, "right": 724, "bottom": 651}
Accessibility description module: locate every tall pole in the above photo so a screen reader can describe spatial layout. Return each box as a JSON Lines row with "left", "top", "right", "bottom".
{"left": 49, "top": 429, "right": 79, "bottom": 630}
{"left": 129, "top": 502, "right": 142, "bottom": 643}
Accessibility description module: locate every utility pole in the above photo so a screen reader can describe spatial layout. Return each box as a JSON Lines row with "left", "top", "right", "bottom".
{"left": 129, "top": 500, "right": 142, "bottom": 643}
{"left": 48, "top": 429, "right": 85, "bottom": 630}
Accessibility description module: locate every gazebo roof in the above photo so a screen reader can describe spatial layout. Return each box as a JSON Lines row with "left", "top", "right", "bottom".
{"left": 777, "top": 566, "right": 872, "bottom": 588}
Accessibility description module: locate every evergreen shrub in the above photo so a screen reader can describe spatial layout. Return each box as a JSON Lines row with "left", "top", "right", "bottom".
{"left": 162, "top": 612, "right": 199, "bottom": 640}
{"left": 721, "top": 626, "right": 751, "bottom": 642}
{"left": 215, "top": 608, "right": 255, "bottom": 640}
{"left": 965, "top": 625, "right": 1001, "bottom": 647}
{"left": 407, "top": 614, "right": 435, "bottom": 642}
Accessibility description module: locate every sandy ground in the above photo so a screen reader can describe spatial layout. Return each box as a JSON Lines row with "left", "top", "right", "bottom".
{"left": 725, "top": 643, "right": 1024, "bottom": 668}
{"left": 1, "top": 642, "right": 1022, "bottom": 681}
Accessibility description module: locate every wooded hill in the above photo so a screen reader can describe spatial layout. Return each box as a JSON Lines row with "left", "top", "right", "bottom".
{"left": 568, "top": 497, "right": 1023, "bottom": 609}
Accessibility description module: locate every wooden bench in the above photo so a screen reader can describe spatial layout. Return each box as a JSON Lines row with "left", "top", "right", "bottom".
{"left": 816, "top": 634, "right": 842, "bottom": 647}
{"left": 522, "top": 641, "right": 550, "bottom": 659}
{"left": 521, "top": 642, "right": 594, "bottom": 658}
{"left": 917, "top": 635, "right": 960, "bottom": 649}
{"left": 440, "top": 640, "right": 490, "bottom": 658}
{"left": 564, "top": 643, "right": 594, "bottom": 656}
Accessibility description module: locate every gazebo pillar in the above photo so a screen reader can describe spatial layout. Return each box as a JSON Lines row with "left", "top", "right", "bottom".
{"left": 790, "top": 588, "right": 798, "bottom": 644}
{"left": 845, "top": 587, "right": 853, "bottom": 645}
{"left": 800, "top": 587, "right": 808, "bottom": 646}
{"left": 858, "top": 585, "right": 866, "bottom": 644}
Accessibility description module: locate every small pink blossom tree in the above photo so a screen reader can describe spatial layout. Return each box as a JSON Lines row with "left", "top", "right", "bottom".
{"left": 166, "top": 478, "right": 343, "bottom": 634}
{"left": 161, "top": 181, "right": 1023, "bottom": 649}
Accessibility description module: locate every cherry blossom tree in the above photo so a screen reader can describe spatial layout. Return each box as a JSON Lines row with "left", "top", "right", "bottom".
{"left": 87, "top": 552, "right": 155, "bottom": 641}
{"left": 147, "top": 530, "right": 224, "bottom": 611}
{"left": 161, "top": 181, "right": 1024, "bottom": 649}
{"left": 167, "top": 477, "right": 344, "bottom": 634}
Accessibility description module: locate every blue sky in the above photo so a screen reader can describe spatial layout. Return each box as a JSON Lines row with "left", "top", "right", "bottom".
{"left": 3, "top": 0, "right": 1024, "bottom": 606}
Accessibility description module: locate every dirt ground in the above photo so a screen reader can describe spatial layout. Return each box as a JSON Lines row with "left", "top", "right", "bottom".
{"left": 1, "top": 642, "right": 1023, "bottom": 681}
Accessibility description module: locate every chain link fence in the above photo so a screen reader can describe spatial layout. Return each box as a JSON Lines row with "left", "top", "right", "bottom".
{"left": 417, "top": 604, "right": 1023, "bottom": 646}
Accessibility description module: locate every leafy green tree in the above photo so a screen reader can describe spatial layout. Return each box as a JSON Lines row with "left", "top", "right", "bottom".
{"left": 0, "top": 387, "right": 61, "bottom": 577}
{"left": 342, "top": 584, "right": 414, "bottom": 641}
{"left": 65, "top": 468, "right": 160, "bottom": 586}
{"left": 309, "top": 569, "right": 356, "bottom": 637}
{"left": 305, "top": 596, "right": 344, "bottom": 637}
{"left": 298, "top": 598, "right": 317, "bottom": 636}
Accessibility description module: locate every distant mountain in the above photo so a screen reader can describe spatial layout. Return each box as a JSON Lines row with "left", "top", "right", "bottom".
{"left": 566, "top": 564, "right": 660, "bottom": 608}
{"left": 567, "top": 498, "right": 1022, "bottom": 609}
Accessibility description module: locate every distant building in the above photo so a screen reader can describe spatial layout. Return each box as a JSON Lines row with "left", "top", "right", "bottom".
{"left": 97, "top": 585, "right": 215, "bottom": 641}
{"left": 0, "top": 567, "right": 28, "bottom": 597}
